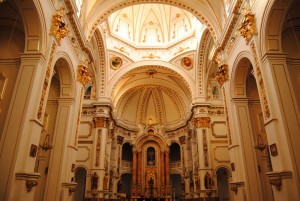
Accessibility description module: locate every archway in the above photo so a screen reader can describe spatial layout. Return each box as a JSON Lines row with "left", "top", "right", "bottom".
{"left": 73, "top": 167, "right": 87, "bottom": 201}
{"left": 216, "top": 167, "right": 231, "bottom": 201}
{"left": 34, "top": 57, "right": 76, "bottom": 201}
{"left": 230, "top": 55, "right": 273, "bottom": 201}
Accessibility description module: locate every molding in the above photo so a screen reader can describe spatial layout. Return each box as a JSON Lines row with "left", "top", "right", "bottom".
{"left": 15, "top": 172, "right": 40, "bottom": 192}
{"left": 62, "top": 182, "right": 77, "bottom": 195}
{"left": 229, "top": 181, "right": 245, "bottom": 194}
{"left": 267, "top": 170, "right": 292, "bottom": 191}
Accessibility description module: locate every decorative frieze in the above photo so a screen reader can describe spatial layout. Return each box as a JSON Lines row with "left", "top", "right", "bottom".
{"left": 238, "top": 9, "right": 256, "bottom": 44}
{"left": 193, "top": 117, "right": 211, "bottom": 128}
{"left": 50, "top": 8, "right": 69, "bottom": 45}
{"left": 213, "top": 64, "right": 229, "bottom": 86}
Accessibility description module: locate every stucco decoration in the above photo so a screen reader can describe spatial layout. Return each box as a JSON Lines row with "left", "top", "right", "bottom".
{"left": 213, "top": 64, "right": 229, "bottom": 86}
{"left": 77, "top": 64, "right": 91, "bottom": 87}
{"left": 238, "top": 9, "right": 256, "bottom": 44}
{"left": 50, "top": 8, "right": 69, "bottom": 45}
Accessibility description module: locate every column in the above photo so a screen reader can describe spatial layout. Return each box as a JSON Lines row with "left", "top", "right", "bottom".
{"left": 260, "top": 53, "right": 300, "bottom": 201}
{"left": 132, "top": 149, "right": 137, "bottom": 196}
{"left": 160, "top": 151, "right": 165, "bottom": 193}
{"left": 0, "top": 54, "right": 46, "bottom": 201}
{"left": 91, "top": 116, "right": 109, "bottom": 199}
{"left": 179, "top": 136, "right": 187, "bottom": 197}
{"left": 193, "top": 116, "right": 215, "bottom": 198}
{"left": 137, "top": 150, "right": 142, "bottom": 194}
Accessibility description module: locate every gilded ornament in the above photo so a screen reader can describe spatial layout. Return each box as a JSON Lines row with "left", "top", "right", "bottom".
{"left": 77, "top": 64, "right": 91, "bottom": 87}
{"left": 50, "top": 8, "right": 69, "bottom": 45}
{"left": 179, "top": 136, "right": 186, "bottom": 145}
{"left": 213, "top": 64, "right": 229, "bottom": 86}
{"left": 93, "top": 117, "right": 108, "bottom": 128}
{"left": 238, "top": 10, "right": 256, "bottom": 44}
{"left": 193, "top": 117, "right": 211, "bottom": 128}
{"left": 110, "top": 57, "right": 122, "bottom": 70}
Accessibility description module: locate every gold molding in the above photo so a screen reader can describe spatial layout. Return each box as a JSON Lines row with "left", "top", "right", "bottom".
{"left": 193, "top": 117, "right": 211, "bottom": 128}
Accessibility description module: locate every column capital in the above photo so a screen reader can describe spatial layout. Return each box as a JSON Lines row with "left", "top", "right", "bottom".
{"left": 116, "top": 135, "right": 124, "bottom": 145}
{"left": 193, "top": 117, "right": 211, "bottom": 128}
{"left": 93, "top": 117, "right": 109, "bottom": 128}
{"left": 179, "top": 136, "right": 186, "bottom": 145}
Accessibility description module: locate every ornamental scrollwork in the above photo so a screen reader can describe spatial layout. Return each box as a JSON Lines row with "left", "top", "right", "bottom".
{"left": 193, "top": 117, "right": 211, "bottom": 128}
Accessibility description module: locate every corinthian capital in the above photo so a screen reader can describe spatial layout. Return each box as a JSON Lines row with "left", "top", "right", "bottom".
{"left": 193, "top": 117, "right": 211, "bottom": 128}
{"left": 93, "top": 117, "right": 109, "bottom": 128}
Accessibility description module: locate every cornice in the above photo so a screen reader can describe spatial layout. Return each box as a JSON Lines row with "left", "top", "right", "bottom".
{"left": 64, "top": 0, "right": 95, "bottom": 62}
{"left": 211, "top": 0, "right": 243, "bottom": 63}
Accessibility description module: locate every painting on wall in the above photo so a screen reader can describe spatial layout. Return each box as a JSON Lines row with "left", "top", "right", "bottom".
{"left": 181, "top": 57, "right": 193, "bottom": 69}
{"left": 110, "top": 57, "right": 122, "bottom": 70}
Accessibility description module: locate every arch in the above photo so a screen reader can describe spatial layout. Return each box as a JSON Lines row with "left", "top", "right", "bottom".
{"left": 109, "top": 62, "right": 195, "bottom": 99}
{"left": 52, "top": 52, "right": 76, "bottom": 99}
{"left": 135, "top": 133, "right": 168, "bottom": 151}
{"left": 230, "top": 51, "right": 254, "bottom": 99}
{"left": 85, "top": 0, "right": 221, "bottom": 42}
{"left": 260, "top": 0, "right": 292, "bottom": 56}
{"left": 216, "top": 166, "right": 231, "bottom": 201}
{"left": 74, "top": 167, "right": 87, "bottom": 201}
{"left": 13, "top": 0, "right": 46, "bottom": 54}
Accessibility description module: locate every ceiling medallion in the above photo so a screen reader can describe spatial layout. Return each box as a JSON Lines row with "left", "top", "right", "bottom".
{"left": 110, "top": 57, "right": 122, "bottom": 70}
{"left": 181, "top": 57, "right": 193, "bottom": 69}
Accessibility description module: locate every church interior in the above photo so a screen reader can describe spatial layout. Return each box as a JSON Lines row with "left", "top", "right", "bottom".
{"left": 0, "top": 0, "right": 300, "bottom": 201}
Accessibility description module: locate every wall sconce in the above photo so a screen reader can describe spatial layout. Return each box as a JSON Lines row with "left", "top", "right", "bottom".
{"left": 254, "top": 134, "right": 267, "bottom": 151}
{"left": 40, "top": 134, "right": 53, "bottom": 151}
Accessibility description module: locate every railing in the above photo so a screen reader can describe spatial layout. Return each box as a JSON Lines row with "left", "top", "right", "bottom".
{"left": 170, "top": 161, "right": 181, "bottom": 168}
{"left": 121, "top": 160, "right": 132, "bottom": 168}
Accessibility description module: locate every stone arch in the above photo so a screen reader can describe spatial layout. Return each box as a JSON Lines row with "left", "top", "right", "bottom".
{"left": 260, "top": 0, "right": 292, "bottom": 56}
{"left": 136, "top": 134, "right": 168, "bottom": 151}
{"left": 52, "top": 53, "right": 76, "bottom": 99}
{"left": 14, "top": 0, "right": 46, "bottom": 54}
{"left": 230, "top": 51, "right": 254, "bottom": 99}
{"left": 109, "top": 62, "right": 195, "bottom": 100}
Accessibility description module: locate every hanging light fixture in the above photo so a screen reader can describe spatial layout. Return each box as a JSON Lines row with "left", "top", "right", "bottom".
{"left": 254, "top": 134, "right": 267, "bottom": 151}
{"left": 0, "top": 0, "right": 6, "bottom": 4}
{"left": 39, "top": 134, "right": 53, "bottom": 151}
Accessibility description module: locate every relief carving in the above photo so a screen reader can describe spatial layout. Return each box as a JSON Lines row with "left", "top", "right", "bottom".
{"left": 50, "top": 8, "right": 69, "bottom": 45}
{"left": 238, "top": 9, "right": 256, "bottom": 44}
{"left": 213, "top": 64, "right": 229, "bottom": 86}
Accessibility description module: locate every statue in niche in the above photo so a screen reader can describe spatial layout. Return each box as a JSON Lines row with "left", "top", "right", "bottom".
{"left": 147, "top": 147, "right": 155, "bottom": 166}
{"left": 91, "top": 172, "right": 99, "bottom": 190}
{"left": 204, "top": 172, "right": 214, "bottom": 189}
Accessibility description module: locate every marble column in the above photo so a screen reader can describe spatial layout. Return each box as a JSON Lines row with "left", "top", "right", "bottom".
{"left": 137, "top": 150, "right": 142, "bottom": 194}
{"left": 160, "top": 151, "right": 165, "bottom": 195}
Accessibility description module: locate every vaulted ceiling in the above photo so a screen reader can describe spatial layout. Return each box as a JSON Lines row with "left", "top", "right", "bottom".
{"left": 85, "top": 1, "right": 224, "bottom": 131}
